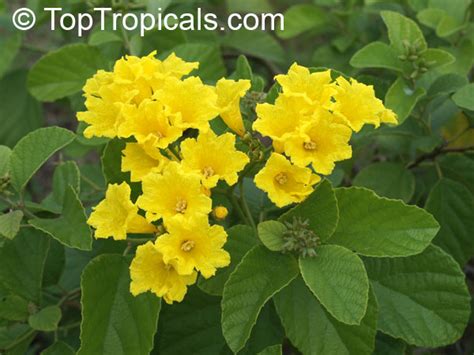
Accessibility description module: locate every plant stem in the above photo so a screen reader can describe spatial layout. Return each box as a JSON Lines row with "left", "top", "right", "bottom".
{"left": 434, "top": 160, "right": 443, "bottom": 178}
{"left": 407, "top": 145, "right": 474, "bottom": 169}
{"left": 228, "top": 192, "right": 249, "bottom": 224}
{"left": 81, "top": 175, "right": 102, "bottom": 191}
{"left": 58, "top": 321, "right": 81, "bottom": 331}
{"left": 239, "top": 180, "right": 257, "bottom": 232}
{"left": 3, "top": 329, "right": 36, "bottom": 351}
{"left": 57, "top": 288, "right": 81, "bottom": 306}
{"left": 122, "top": 242, "right": 132, "bottom": 256}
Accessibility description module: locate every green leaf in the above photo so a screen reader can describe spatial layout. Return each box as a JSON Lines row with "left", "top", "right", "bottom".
{"left": 29, "top": 186, "right": 92, "bottom": 251}
{"left": 78, "top": 255, "right": 161, "bottom": 355}
{"left": 155, "top": 287, "right": 282, "bottom": 355}
{"left": 226, "top": 0, "right": 273, "bottom": 13}
{"left": 257, "top": 344, "right": 282, "bottom": 355}
{"left": 223, "top": 30, "right": 285, "bottom": 65}
{"left": 42, "top": 239, "right": 65, "bottom": 288}
{"left": 353, "top": 162, "right": 415, "bottom": 202}
{"left": 27, "top": 44, "right": 108, "bottom": 102}
{"left": 88, "top": 30, "right": 122, "bottom": 46}
{"left": 257, "top": 221, "right": 286, "bottom": 251}
{"left": 381, "top": 11, "right": 427, "bottom": 54}
{"left": 0, "top": 211, "right": 23, "bottom": 240}
{"left": 420, "top": 48, "right": 455, "bottom": 69}
{"left": 350, "top": 42, "right": 404, "bottom": 72}
{"left": 0, "top": 294, "right": 29, "bottom": 321}
{"left": 147, "top": 0, "right": 172, "bottom": 13}
{"left": 52, "top": 161, "right": 81, "bottom": 205}
{"left": 0, "top": 70, "right": 43, "bottom": 147}
{"left": 427, "top": 73, "right": 468, "bottom": 97}
{"left": 41, "top": 160, "right": 81, "bottom": 213}
{"left": 417, "top": 0, "right": 470, "bottom": 37}
{"left": 42, "top": 341, "right": 75, "bottom": 355}
{"left": 198, "top": 225, "right": 257, "bottom": 296}
{"left": 0, "top": 145, "right": 11, "bottom": 176}
{"left": 330, "top": 187, "right": 439, "bottom": 257}
{"left": 299, "top": 245, "right": 369, "bottom": 325}
{"left": 160, "top": 43, "right": 226, "bottom": 82}
{"left": 274, "top": 277, "right": 378, "bottom": 355}
{"left": 28, "top": 305, "right": 61, "bottom": 331}
{"left": 452, "top": 83, "right": 474, "bottom": 111}
{"left": 374, "top": 333, "right": 406, "bottom": 355}
{"left": 0, "top": 229, "right": 49, "bottom": 302}
{"left": 438, "top": 39, "right": 474, "bottom": 76}
{"left": 0, "top": 324, "right": 34, "bottom": 352}
{"left": 276, "top": 5, "right": 326, "bottom": 39}
{"left": 154, "top": 287, "right": 227, "bottom": 354}
{"left": 425, "top": 178, "right": 474, "bottom": 265}
{"left": 439, "top": 153, "right": 474, "bottom": 194}
{"left": 239, "top": 302, "right": 284, "bottom": 355}
{"left": 138, "top": 30, "right": 186, "bottom": 56}
{"left": 101, "top": 139, "right": 127, "bottom": 184}
{"left": 364, "top": 245, "right": 470, "bottom": 347}
{"left": 232, "top": 55, "right": 253, "bottom": 81}
{"left": 279, "top": 179, "right": 338, "bottom": 242}
{"left": 0, "top": 33, "right": 21, "bottom": 79}
{"left": 385, "top": 77, "right": 426, "bottom": 123}
{"left": 221, "top": 246, "right": 299, "bottom": 353}
{"left": 9, "top": 127, "right": 75, "bottom": 191}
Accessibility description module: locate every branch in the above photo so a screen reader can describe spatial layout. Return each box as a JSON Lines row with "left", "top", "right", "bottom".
{"left": 407, "top": 145, "right": 474, "bottom": 169}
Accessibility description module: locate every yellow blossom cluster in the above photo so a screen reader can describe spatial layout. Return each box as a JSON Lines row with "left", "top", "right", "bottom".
{"left": 79, "top": 52, "right": 251, "bottom": 304}
{"left": 253, "top": 64, "right": 397, "bottom": 207}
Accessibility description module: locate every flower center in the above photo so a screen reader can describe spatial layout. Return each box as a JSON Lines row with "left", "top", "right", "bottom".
{"left": 202, "top": 166, "right": 215, "bottom": 178}
{"left": 303, "top": 141, "right": 317, "bottom": 151}
{"left": 274, "top": 172, "right": 288, "bottom": 185}
{"left": 180, "top": 240, "right": 195, "bottom": 252}
{"left": 175, "top": 198, "right": 187, "bottom": 213}
{"left": 155, "top": 131, "right": 163, "bottom": 138}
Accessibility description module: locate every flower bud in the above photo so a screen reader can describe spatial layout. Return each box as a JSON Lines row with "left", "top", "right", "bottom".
{"left": 213, "top": 206, "right": 228, "bottom": 220}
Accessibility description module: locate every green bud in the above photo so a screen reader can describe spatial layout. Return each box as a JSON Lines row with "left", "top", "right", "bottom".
{"left": 281, "top": 217, "right": 321, "bottom": 258}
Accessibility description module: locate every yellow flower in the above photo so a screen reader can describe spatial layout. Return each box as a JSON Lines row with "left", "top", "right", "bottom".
{"left": 254, "top": 153, "right": 320, "bottom": 207}
{"left": 284, "top": 109, "right": 352, "bottom": 175}
{"left": 180, "top": 130, "right": 249, "bottom": 189}
{"left": 113, "top": 52, "right": 166, "bottom": 106}
{"left": 155, "top": 217, "right": 230, "bottom": 278}
{"left": 137, "top": 162, "right": 212, "bottom": 223}
{"left": 77, "top": 71, "right": 137, "bottom": 139}
{"left": 213, "top": 206, "right": 228, "bottom": 220}
{"left": 215, "top": 78, "right": 251, "bottom": 136}
{"left": 157, "top": 52, "right": 199, "bottom": 79}
{"left": 330, "top": 76, "right": 397, "bottom": 132}
{"left": 254, "top": 95, "right": 313, "bottom": 152}
{"left": 118, "top": 99, "right": 183, "bottom": 149}
{"left": 121, "top": 142, "right": 169, "bottom": 182}
{"left": 275, "top": 63, "right": 334, "bottom": 106}
{"left": 87, "top": 183, "right": 156, "bottom": 240}
{"left": 378, "top": 107, "right": 398, "bottom": 125}
{"left": 130, "top": 242, "right": 197, "bottom": 304}
{"left": 154, "top": 76, "right": 219, "bottom": 132}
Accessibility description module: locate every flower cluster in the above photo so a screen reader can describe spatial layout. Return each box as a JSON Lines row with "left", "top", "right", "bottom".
{"left": 78, "top": 52, "right": 250, "bottom": 303}
{"left": 253, "top": 64, "right": 397, "bottom": 207}
{"left": 79, "top": 52, "right": 396, "bottom": 303}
